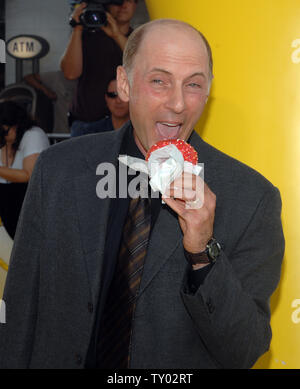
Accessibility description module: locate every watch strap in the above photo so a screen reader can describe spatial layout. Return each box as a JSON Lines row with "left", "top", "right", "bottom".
{"left": 184, "top": 238, "right": 221, "bottom": 265}
{"left": 69, "top": 17, "right": 81, "bottom": 28}
{"left": 184, "top": 248, "right": 211, "bottom": 265}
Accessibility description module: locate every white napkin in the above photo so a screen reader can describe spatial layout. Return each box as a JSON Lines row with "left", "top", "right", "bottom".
{"left": 118, "top": 144, "right": 202, "bottom": 198}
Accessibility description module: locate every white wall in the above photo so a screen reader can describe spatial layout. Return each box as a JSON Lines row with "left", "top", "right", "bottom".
{"left": 5, "top": 0, "right": 149, "bottom": 86}
{"left": 132, "top": 0, "right": 149, "bottom": 28}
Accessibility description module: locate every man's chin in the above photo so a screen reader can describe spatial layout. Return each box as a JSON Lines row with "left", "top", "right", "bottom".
{"left": 133, "top": 131, "right": 148, "bottom": 157}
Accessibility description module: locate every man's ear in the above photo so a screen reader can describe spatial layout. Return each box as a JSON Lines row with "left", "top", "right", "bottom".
{"left": 117, "top": 66, "right": 130, "bottom": 102}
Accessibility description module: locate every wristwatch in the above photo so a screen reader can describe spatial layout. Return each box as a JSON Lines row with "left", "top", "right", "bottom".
{"left": 184, "top": 238, "right": 221, "bottom": 265}
{"left": 69, "top": 17, "right": 81, "bottom": 28}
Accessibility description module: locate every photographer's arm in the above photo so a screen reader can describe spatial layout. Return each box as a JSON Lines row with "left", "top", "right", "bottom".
{"left": 60, "top": 3, "right": 86, "bottom": 80}
{"left": 24, "top": 74, "right": 57, "bottom": 100}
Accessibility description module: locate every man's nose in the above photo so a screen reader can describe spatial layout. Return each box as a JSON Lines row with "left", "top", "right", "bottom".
{"left": 165, "top": 85, "right": 186, "bottom": 114}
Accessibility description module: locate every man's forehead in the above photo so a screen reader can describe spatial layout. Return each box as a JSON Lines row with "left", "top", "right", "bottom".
{"left": 144, "top": 23, "right": 204, "bottom": 48}
{"left": 133, "top": 24, "right": 209, "bottom": 75}
{"left": 138, "top": 24, "right": 207, "bottom": 62}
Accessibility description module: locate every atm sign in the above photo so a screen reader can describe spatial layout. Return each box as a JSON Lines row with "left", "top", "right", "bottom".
{"left": 6, "top": 35, "right": 49, "bottom": 60}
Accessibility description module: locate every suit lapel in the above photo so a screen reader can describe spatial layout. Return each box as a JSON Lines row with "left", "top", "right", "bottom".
{"left": 139, "top": 204, "right": 182, "bottom": 296}
{"left": 73, "top": 126, "right": 128, "bottom": 299}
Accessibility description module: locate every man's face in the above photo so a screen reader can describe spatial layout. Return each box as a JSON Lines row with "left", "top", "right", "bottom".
{"left": 107, "top": 0, "right": 137, "bottom": 24}
{"left": 105, "top": 80, "right": 129, "bottom": 119}
{"left": 119, "top": 25, "right": 211, "bottom": 155}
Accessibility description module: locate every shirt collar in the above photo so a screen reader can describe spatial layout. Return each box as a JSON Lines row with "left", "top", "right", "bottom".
{"left": 120, "top": 123, "right": 145, "bottom": 160}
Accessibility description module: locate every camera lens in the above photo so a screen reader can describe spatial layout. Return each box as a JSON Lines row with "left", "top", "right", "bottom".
{"left": 84, "top": 10, "right": 107, "bottom": 26}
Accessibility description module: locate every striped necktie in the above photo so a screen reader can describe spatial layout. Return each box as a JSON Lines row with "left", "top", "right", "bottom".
{"left": 98, "top": 196, "right": 151, "bottom": 368}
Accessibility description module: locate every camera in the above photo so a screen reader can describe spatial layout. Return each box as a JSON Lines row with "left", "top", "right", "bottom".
{"left": 69, "top": 0, "right": 125, "bottom": 29}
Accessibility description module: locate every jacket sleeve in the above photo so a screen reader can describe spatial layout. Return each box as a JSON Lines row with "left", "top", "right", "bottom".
{"left": 180, "top": 186, "right": 285, "bottom": 369}
{"left": 0, "top": 154, "right": 45, "bottom": 368}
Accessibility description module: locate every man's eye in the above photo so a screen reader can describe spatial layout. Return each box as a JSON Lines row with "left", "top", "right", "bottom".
{"left": 151, "top": 79, "right": 164, "bottom": 84}
{"left": 188, "top": 83, "right": 202, "bottom": 88}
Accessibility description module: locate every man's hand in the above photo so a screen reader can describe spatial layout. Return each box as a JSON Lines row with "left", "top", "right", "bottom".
{"left": 162, "top": 172, "right": 216, "bottom": 268}
{"left": 42, "top": 88, "right": 57, "bottom": 101}
{"left": 71, "top": 2, "right": 87, "bottom": 29}
{"left": 101, "top": 12, "right": 121, "bottom": 39}
{"left": 101, "top": 12, "right": 128, "bottom": 50}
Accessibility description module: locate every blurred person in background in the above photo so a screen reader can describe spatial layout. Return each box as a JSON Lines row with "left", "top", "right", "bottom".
{"left": 94, "top": 78, "right": 129, "bottom": 132}
{"left": 60, "top": 0, "right": 138, "bottom": 137}
{"left": 0, "top": 101, "right": 49, "bottom": 239}
{"left": 24, "top": 71, "right": 76, "bottom": 134}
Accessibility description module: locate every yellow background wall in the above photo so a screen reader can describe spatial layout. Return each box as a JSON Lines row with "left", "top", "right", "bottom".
{"left": 145, "top": 0, "right": 300, "bottom": 369}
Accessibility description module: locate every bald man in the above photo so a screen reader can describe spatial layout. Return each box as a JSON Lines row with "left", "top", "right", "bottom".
{"left": 0, "top": 19, "right": 284, "bottom": 369}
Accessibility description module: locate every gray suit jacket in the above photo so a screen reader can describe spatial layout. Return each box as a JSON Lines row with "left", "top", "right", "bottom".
{"left": 0, "top": 123, "right": 284, "bottom": 368}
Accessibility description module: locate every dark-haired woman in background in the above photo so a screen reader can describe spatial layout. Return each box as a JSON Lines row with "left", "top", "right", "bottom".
{"left": 0, "top": 101, "right": 49, "bottom": 239}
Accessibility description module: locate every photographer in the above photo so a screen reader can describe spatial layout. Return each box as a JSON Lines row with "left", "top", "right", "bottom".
{"left": 60, "top": 0, "right": 138, "bottom": 137}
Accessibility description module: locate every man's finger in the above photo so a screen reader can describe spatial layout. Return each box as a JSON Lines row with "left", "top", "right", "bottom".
{"left": 170, "top": 173, "right": 204, "bottom": 195}
{"left": 164, "top": 187, "right": 197, "bottom": 202}
{"left": 162, "top": 196, "right": 186, "bottom": 216}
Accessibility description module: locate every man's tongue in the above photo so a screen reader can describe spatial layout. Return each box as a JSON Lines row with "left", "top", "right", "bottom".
{"left": 156, "top": 122, "right": 181, "bottom": 140}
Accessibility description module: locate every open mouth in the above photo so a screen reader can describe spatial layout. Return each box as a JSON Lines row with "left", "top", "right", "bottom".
{"left": 156, "top": 122, "right": 182, "bottom": 140}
